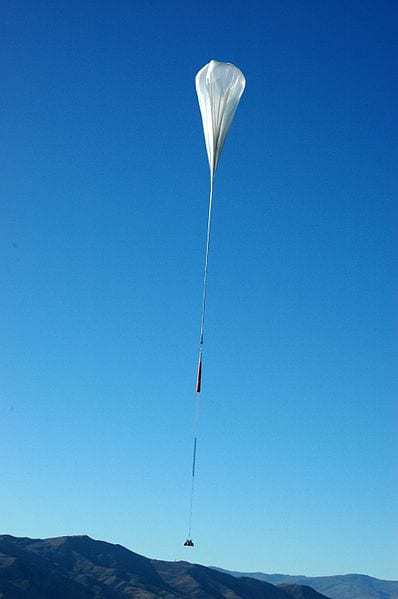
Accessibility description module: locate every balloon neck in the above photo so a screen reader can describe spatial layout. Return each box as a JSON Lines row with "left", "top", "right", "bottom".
{"left": 209, "top": 158, "right": 217, "bottom": 181}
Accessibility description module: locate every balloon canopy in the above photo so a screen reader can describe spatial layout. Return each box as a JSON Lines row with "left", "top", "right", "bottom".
{"left": 195, "top": 60, "right": 246, "bottom": 177}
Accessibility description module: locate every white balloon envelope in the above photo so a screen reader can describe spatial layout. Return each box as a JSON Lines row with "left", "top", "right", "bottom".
{"left": 195, "top": 60, "right": 246, "bottom": 178}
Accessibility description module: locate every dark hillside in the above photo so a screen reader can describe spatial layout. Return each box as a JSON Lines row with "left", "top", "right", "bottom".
{"left": 0, "top": 535, "right": 331, "bottom": 599}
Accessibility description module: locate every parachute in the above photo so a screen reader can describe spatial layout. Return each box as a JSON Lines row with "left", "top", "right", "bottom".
{"left": 184, "top": 60, "right": 245, "bottom": 548}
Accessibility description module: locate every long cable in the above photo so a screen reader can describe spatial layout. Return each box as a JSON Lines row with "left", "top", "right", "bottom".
{"left": 199, "top": 175, "right": 214, "bottom": 346}
{"left": 186, "top": 175, "right": 214, "bottom": 541}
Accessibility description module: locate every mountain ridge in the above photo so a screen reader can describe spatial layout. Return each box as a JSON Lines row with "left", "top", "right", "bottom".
{"left": 212, "top": 567, "right": 398, "bottom": 599}
{"left": 0, "top": 534, "right": 330, "bottom": 599}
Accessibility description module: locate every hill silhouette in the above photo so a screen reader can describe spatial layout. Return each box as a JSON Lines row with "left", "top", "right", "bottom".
{"left": 0, "top": 534, "right": 331, "bottom": 599}
{"left": 213, "top": 568, "right": 398, "bottom": 599}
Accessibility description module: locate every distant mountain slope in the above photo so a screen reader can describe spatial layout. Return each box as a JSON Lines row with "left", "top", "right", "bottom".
{"left": 278, "top": 585, "right": 333, "bottom": 599}
{"left": 0, "top": 535, "right": 330, "bottom": 599}
{"left": 213, "top": 568, "right": 398, "bottom": 599}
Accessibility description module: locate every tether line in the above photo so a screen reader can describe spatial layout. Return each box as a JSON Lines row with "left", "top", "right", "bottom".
{"left": 186, "top": 175, "right": 214, "bottom": 541}
{"left": 199, "top": 175, "right": 214, "bottom": 346}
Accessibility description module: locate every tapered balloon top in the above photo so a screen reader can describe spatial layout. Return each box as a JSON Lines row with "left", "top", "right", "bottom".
{"left": 195, "top": 60, "right": 246, "bottom": 178}
{"left": 185, "top": 60, "right": 245, "bottom": 548}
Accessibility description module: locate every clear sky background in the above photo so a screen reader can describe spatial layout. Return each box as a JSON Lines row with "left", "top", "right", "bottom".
{"left": 1, "top": 0, "right": 397, "bottom": 580}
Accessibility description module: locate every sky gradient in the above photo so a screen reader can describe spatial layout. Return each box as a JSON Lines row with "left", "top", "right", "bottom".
{"left": 1, "top": 0, "right": 397, "bottom": 579}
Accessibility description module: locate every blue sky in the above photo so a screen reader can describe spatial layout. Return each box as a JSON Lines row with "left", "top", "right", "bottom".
{"left": 1, "top": 0, "right": 397, "bottom": 580}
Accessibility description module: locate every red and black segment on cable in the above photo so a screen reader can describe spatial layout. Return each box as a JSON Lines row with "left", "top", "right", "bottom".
{"left": 196, "top": 351, "right": 203, "bottom": 393}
